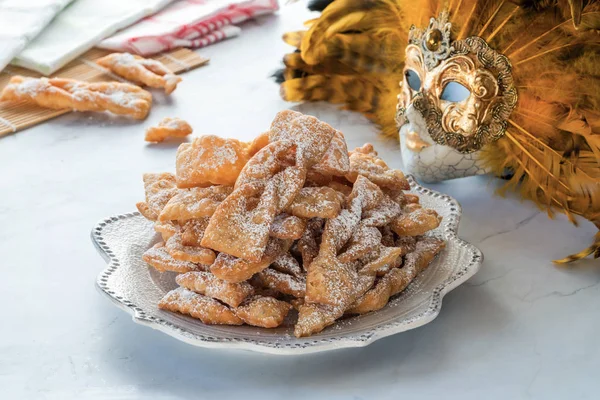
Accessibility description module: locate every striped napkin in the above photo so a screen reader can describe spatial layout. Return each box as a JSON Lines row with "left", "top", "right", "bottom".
{"left": 98, "top": 0, "right": 279, "bottom": 56}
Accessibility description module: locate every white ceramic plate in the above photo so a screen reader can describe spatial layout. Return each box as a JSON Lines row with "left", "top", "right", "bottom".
{"left": 92, "top": 176, "right": 482, "bottom": 355}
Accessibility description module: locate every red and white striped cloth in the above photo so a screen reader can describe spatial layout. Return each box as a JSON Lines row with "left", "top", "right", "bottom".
{"left": 98, "top": 0, "right": 279, "bottom": 56}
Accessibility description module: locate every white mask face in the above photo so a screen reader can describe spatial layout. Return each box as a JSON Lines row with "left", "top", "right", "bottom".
{"left": 398, "top": 105, "right": 489, "bottom": 183}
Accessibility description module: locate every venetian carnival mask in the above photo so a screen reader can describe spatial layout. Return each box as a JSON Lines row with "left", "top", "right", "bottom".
{"left": 396, "top": 12, "right": 517, "bottom": 183}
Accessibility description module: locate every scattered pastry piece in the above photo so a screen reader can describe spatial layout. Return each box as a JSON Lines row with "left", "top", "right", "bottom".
{"left": 158, "top": 287, "right": 243, "bottom": 325}
{"left": 176, "top": 271, "right": 254, "bottom": 308}
{"left": 0, "top": 76, "right": 152, "bottom": 119}
{"left": 96, "top": 52, "right": 182, "bottom": 94}
{"left": 142, "top": 242, "right": 201, "bottom": 273}
{"left": 145, "top": 117, "right": 192, "bottom": 143}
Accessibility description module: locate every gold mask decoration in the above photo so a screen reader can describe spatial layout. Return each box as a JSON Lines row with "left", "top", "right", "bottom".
{"left": 396, "top": 12, "right": 518, "bottom": 153}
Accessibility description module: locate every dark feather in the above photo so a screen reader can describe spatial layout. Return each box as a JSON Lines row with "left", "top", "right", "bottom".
{"left": 272, "top": 69, "right": 286, "bottom": 84}
{"left": 308, "top": 0, "right": 335, "bottom": 12}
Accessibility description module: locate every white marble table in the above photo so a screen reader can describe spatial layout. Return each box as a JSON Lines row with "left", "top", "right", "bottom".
{"left": 1, "top": 3, "right": 598, "bottom": 399}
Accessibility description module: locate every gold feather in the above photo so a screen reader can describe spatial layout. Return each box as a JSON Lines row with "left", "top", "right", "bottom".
{"left": 279, "top": 0, "right": 600, "bottom": 262}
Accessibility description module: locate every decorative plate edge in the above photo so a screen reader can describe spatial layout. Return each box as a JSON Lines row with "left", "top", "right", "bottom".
{"left": 92, "top": 176, "right": 483, "bottom": 355}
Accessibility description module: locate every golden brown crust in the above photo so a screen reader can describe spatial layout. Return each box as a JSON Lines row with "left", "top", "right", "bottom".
{"left": 391, "top": 208, "right": 442, "bottom": 236}
{"left": 142, "top": 242, "right": 200, "bottom": 273}
{"left": 210, "top": 238, "right": 292, "bottom": 283}
{"left": 180, "top": 218, "right": 210, "bottom": 247}
{"left": 176, "top": 271, "right": 254, "bottom": 307}
{"left": 141, "top": 173, "right": 178, "bottom": 218}
{"left": 286, "top": 186, "right": 344, "bottom": 219}
{"left": 176, "top": 136, "right": 253, "bottom": 188}
{"left": 0, "top": 76, "right": 152, "bottom": 119}
{"left": 269, "top": 214, "right": 307, "bottom": 240}
{"left": 348, "top": 237, "right": 445, "bottom": 314}
{"left": 159, "top": 185, "right": 232, "bottom": 222}
{"left": 165, "top": 233, "right": 216, "bottom": 265}
{"left": 154, "top": 221, "right": 179, "bottom": 242}
{"left": 145, "top": 117, "right": 192, "bottom": 142}
{"left": 346, "top": 144, "right": 409, "bottom": 190}
{"left": 96, "top": 52, "right": 182, "bottom": 94}
{"left": 255, "top": 268, "right": 306, "bottom": 298}
{"left": 235, "top": 296, "right": 292, "bottom": 328}
{"left": 158, "top": 288, "right": 243, "bottom": 325}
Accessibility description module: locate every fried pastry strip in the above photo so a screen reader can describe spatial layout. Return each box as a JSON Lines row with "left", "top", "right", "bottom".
{"left": 348, "top": 237, "right": 446, "bottom": 314}
{"left": 96, "top": 52, "right": 182, "bottom": 94}
{"left": 296, "top": 176, "right": 384, "bottom": 337}
{"left": 202, "top": 181, "right": 276, "bottom": 262}
{"left": 205, "top": 115, "right": 337, "bottom": 261}
{"left": 166, "top": 233, "right": 216, "bottom": 265}
{"left": 235, "top": 296, "right": 293, "bottom": 328}
{"left": 270, "top": 214, "right": 307, "bottom": 240}
{"left": 159, "top": 185, "right": 232, "bottom": 222}
{"left": 136, "top": 173, "right": 178, "bottom": 221}
{"left": 346, "top": 144, "right": 409, "bottom": 190}
{"left": 256, "top": 268, "right": 306, "bottom": 298}
{"left": 286, "top": 186, "right": 344, "bottom": 219}
{"left": 154, "top": 221, "right": 178, "bottom": 242}
{"left": 180, "top": 218, "right": 210, "bottom": 247}
{"left": 142, "top": 242, "right": 201, "bottom": 273}
{"left": 176, "top": 271, "right": 254, "bottom": 307}
{"left": 158, "top": 288, "right": 243, "bottom": 325}
{"left": 210, "top": 238, "right": 292, "bottom": 283}
{"left": 175, "top": 135, "right": 255, "bottom": 188}
{"left": 311, "top": 130, "right": 350, "bottom": 176}
{"left": 391, "top": 208, "right": 442, "bottom": 236}
{"left": 271, "top": 253, "right": 304, "bottom": 278}
{"left": 0, "top": 76, "right": 152, "bottom": 119}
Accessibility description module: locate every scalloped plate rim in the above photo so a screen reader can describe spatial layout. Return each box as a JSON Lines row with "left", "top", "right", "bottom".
{"left": 92, "top": 175, "right": 483, "bottom": 355}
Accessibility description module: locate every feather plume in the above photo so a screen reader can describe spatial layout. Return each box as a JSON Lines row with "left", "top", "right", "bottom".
{"left": 277, "top": 0, "right": 600, "bottom": 262}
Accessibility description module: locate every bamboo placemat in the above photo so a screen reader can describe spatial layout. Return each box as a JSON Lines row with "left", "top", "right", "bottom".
{"left": 0, "top": 48, "right": 209, "bottom": 137}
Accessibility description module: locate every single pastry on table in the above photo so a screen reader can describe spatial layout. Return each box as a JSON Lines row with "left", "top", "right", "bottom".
{"left": 138, "top": 110, "right": 445, "bottom": 336}
{"left": 145, "top": 117, "right": 193, "bottom": 142}
{"left": 96, "top": 52, "right": 182, "bottom": 94}
{"left": 0, "top": 76, "right": 152, "bottom": 120}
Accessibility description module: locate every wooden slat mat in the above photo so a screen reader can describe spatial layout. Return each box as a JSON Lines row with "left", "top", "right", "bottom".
{"left": 0, "top": 48, "right": 209, "bottom": 137}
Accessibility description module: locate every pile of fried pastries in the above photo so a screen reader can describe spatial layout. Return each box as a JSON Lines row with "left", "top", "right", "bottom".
{"left": 137, "top": 111, "right": 445, "bottom": 337}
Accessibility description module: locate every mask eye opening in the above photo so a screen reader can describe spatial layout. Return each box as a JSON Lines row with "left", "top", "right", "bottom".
{"left": 405, "top": 69, "right": 421, "bottom": 92}
{"left": 440, "top": 81, "right": 470, "bottom": 102}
